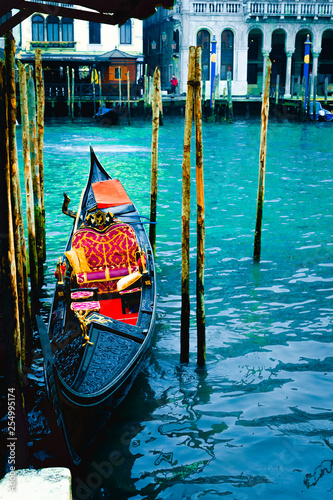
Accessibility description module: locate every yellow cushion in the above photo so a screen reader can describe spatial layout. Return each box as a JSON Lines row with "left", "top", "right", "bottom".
{"left": 65, "top": 248, "right": 81, "bottom": 274}
{"left": 116, "top": 271, "right": 141, "bottom": 292}
{"left": 65, "top": 247, "right": 91, "bottom": 274}
{"left": 75, "top": 247, "right": 91, "bottom": 273}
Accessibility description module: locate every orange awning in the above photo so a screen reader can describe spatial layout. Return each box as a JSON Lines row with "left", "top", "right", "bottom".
{"left": 92, "top": 179, "right": 132, "bottom": 208}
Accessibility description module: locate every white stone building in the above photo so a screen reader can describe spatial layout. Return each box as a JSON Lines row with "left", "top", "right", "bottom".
{"left": 144, "top": 0, "right": 333, "bottom": 98}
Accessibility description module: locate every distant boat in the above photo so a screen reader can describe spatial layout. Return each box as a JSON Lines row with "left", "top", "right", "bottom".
{"left": 94, "top": 104, "right": 119, "bottom": 125}
{"left": 309, "top": 101, "right": 333, "bottom": 122}
{"left": 37, "top": 147, "right": 156, "bottom": 464}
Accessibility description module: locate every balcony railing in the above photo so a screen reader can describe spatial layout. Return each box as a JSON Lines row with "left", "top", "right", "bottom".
{"left": 192, "top": 2, "right": 243, "bottom": 14}
{"left": 247, "top": 1, "right": 333, "bottom": 18}
{"left": 29, "top": 41, "right": 77, "bottom": 49}
{"left": 191, "top": 1, "right": 333, "bottom": 17}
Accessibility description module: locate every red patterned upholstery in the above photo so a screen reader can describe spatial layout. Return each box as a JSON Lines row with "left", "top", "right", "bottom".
{"left": 71, "top": 223, "right": 139, "bottom": 293}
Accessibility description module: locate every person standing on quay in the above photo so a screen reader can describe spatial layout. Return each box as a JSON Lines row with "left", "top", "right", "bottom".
{"left": 170, "top": 74, "right": 178, "bottom": 94}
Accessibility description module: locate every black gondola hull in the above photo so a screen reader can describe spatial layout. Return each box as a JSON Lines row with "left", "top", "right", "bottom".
{"left": 42, "top": 147, "right": 156, "bottom": 464}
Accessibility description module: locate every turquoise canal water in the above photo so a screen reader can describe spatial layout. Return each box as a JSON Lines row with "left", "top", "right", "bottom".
{"left": 17, "top": 116, "right": 333, "bottom": 498}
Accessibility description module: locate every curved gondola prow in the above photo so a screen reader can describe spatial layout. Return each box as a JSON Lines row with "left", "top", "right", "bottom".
{"left": 82, "top": 146, "right": 112, "bottom": 206}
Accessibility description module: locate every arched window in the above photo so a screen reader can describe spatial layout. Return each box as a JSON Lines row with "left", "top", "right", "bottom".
{"left": 197, "top": 30, "right": 210, "bottom": 80}
{"left": 62, "top": 17, "right": 73, "bottom": 42}
{"left": 47, "top": 16, "right": 59, "bottom": 42}
{"left": 32, "top": 15, "right": 44, "bottom": 42}
{"left": 120, "top": 19, "right": 131, "bottom": 45}
{"left": 221, "top": 30, "right": 234, "bottom": 80}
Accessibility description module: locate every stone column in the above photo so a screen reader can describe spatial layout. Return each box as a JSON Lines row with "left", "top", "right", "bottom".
{"left": 236, "top": 48, "right": 248, "bottom": 96}
{"left": 311, "top": 52, "right": 320, "bottom": 98}
{"left": 284, "top": 51, "right": 294, "bottom": 98}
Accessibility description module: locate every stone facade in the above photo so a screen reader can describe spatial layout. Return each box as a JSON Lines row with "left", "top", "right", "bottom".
{"left": 144, "top": 1, "right": 333, "bottom": 97}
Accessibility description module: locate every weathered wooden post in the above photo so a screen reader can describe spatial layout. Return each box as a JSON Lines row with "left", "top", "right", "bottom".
{"left": 253, "top": 58, "right": 272, "bottom": 263}
{"left": 66, "top": 66, "right": 70, "bottom": 117}
{"left": 92, "top": 67, "right": 96, "bottom": 116}
{"left": 35, "top": 48, "right": 46, "bottom": 262}
{"left": 194, "top": 47, "right": 205, "bottom": 367}
{"left": 313, "top": 75, "right": 317, "bottom": 120}
{"left": 27, "top": 65, "right": 44, "bottom": 274}
{"left": 98, "top": 70, "right": 102, "bottom": 109}
{"left": 291, "top": 75, "right": 295, "bottom": 97}
{"left": 324, "top": 76, "right": 328, "bottom": 105}
{"left": 301, "top": 75, "right": 306, "bottom": 120}
{"left": 127, "top": 70, "right": 131, "bottom": 126}
{"left": 149, "top": 76, "right": 153, "bottom": 107}
{"left": 18, "top": 61, "right": 39, "bottom": 312}
{"left": 0, "top": 55, "right": 29, "bottom": 470}
{"left": 296, "top": 75, "right": 301, "bottom": 100}
{"left": 71, "top": 67, "right": 75, "bottom": 121}
{"left": 307, "top": 74, "right": 312, "bottom": 117}
{"left": 180, "top": 47, "right": 196, "bottom": 363}
{"left": 227, "top": 74, "right": 233, "bottom": 123}
{"left": 158, "top": 70, "right": 164, "bottom": 126}
{"left": 143, "top": 64, "right": 148, "bottom": 119}
{"left": 4, "top": 33, "right": 30, "bottom": 364}
{"left": 149, "top": 67, "right": 160, "bottom": 256}
{"left": 118, "top": 66, "right": 122, "bottom": 105}
{"left": 275, "top": 74, "right": 280, "bottom": 105}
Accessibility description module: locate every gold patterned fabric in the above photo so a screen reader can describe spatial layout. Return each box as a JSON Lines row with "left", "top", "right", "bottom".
{"left": 71, "top": 223, "right": 139, "bottom": 292}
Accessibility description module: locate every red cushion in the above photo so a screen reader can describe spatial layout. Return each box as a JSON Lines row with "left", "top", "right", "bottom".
{"left": 92, "top": 179, "right": 132, "bottom": 208}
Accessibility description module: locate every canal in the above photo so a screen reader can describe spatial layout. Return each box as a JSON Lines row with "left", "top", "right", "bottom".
{"left": 8, "top": 116, "right": 333, "bottom": 499}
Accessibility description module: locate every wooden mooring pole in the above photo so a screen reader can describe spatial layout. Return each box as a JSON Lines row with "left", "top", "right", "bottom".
{"left": 35, "top": 48, "right": 46, "bottom": 263}
{"left": 118, "top": 66, "right": 122, "bottom": 105}
{"left": 18, "top": 61, "right": 39, "bottom": 312}
{"left": 5, "top": 33, "right": 32, "bottom": 361}
{"left": 158, "top": 70, "right": 164, "bottom": 126}
{"left": 71, "top": 67, "right": 75, "bottom": 122}
{"left": 324, "top": 76, "right": 328, "bottom": 105}
{"left": 98, "top": 70, "right": 102, "bottom": 109}
{"left": 180, "top": 46, "right": 196, "bottom": 364}
{"left": 194, "top": 47, "right": 206, "bottom": 367}
{"left": 227, "top": 74, "right": 233, "bottom": 123}
{"left": 1, "top": 34, "right": 29, "bottom": 469}
{"left": 143, "top": 64, "right": 148, "bottom": 119}
{"left": 127, "top": 70, "right": 131, "bottom": 126}
{"left": 66, "top": 66, "right": 70, "bottom": 117}
{"left": 27, "top": 65, "right": 44, "bottom": 275}
{"left": 313, "top": 75, "right": 317, "bottom": 120}
{"left": 253, "top": 58, "right": 272, "bottom": 263}
{"left": 149, "top": 67, "right": 160, "bottom": 256}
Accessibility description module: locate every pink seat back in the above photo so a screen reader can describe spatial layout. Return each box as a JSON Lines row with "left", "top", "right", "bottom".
{"left": 72, "top": 223, "right": 138, "bottom": 271}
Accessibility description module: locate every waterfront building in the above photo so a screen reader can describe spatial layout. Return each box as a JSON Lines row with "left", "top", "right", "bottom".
{"left": 0, "top": 6, "right": 144, "bottom": 102}
{"left": 143, "top": 0, "right": 333, "bottom": 99}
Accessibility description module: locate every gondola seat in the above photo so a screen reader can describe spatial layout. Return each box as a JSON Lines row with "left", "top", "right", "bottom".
{"left": 67, "top": 222, "right": 140, "bottom": 293}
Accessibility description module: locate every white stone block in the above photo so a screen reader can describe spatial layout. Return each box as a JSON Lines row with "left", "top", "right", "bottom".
{"left": 0, "top": 467, "right": 72, "bottom": 500}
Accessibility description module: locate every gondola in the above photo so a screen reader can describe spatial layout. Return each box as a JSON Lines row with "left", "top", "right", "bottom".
{"left": 93, "top": 104, "right": 119, "bottom": 125}
{"left": 309, "top": 101, "right": 333, "bottom": 122}
{"left": 37, "top": 146, "right": 156, "bottom": 464}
